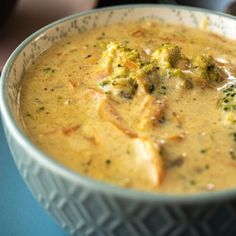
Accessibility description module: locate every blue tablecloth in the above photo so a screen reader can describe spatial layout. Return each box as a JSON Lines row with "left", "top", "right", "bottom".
{"left": 0, "top": 117, "right": 67, "bottom": 236}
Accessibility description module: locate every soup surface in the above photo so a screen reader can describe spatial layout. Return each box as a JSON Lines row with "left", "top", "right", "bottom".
{"left": 20, "top": 21, "right": 236, "bottom": 193}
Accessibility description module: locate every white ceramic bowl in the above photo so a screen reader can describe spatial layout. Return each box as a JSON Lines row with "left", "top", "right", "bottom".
{"left": 1, "top": 5, "right": 236, "bottom": 236}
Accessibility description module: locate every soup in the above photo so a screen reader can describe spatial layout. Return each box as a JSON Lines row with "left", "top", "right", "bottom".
{"left": 19, "top": 21, "right": 236, "bottom": 193}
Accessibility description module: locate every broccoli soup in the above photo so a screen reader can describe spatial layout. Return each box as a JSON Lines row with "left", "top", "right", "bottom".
{"left": 20, "top": 21, "right": 236, "bottom": 193}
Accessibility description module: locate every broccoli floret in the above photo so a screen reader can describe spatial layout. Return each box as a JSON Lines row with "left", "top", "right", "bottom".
{"left": 150, "top": 43, "right": 190, "bottom": 83}
{"left": 101, "top": 41, "right": 141, "bottom": 74}
{"left": 151, "top": 43, "right": 182, "bottom": 69}
{"left": 99, "top": 76, "right": 138, "bottom": 99}
{"left": 192, "top": 54, "right": 222, "bottom": 84}
{"left": 99, "top": 42, "right": 141, "bottom": 99}
{"left": 151, "top": 44, "right": 223, "bottom": 86}
{"left": 140, "top": 44, "right": 186, "bottom": 95}
{"left": 141, "top": 43, "right": 185, "bottom": 94}
{"left": 98, "top": 42, "right": 224, "bottom": 100}
{"left": 140, "top": 63, "right": 160, "bottom": 94}
{"left": 219, "top": 84, "right": 236, "bottom": 125}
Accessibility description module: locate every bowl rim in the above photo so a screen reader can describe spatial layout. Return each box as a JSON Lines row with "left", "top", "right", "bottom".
{"left": 1, "top": 3, "right": 236, "bottom": 204}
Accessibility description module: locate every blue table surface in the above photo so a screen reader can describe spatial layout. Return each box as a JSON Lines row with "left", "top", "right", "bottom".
{"left": 0, "top": 117, "right": 67, "bottom": 236}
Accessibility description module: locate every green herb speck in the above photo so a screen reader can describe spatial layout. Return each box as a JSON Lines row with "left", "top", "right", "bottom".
{"left": 200, "top": 149, "right": 207, "bottom": 154}
{"left": 105, "top": 159, "right": 111, "bottom": 165}
{"left": 25, "top": 112, "right": 32, "bottom": 117}
{"left": 205, "top": 164, "right": 210, "bottom": 170}
{"left": 42, "top": 67, "right": 55, "bottom": 73}
{"left": 37, "top": 106, "right": 45, "bottom": 112}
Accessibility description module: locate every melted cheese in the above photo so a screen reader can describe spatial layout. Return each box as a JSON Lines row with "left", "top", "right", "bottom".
{"left": 20, "top": 21, "right": 236, "bottom": 193}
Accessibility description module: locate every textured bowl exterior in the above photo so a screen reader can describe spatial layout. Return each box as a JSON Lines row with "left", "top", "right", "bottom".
{"left": 2, "top": 5, "right": 236, "bottom": 236}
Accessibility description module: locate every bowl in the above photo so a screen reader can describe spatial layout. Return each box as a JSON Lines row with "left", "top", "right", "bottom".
{"left": 1, "top": 4, "right": 236, "bottom": 236}
{"left": 177, "top": 0, "right": 235, "bottom": 12}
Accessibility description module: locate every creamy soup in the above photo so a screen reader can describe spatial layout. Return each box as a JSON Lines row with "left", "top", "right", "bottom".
{"left": 20, "top": 21, "right": 236, "bottom": 193}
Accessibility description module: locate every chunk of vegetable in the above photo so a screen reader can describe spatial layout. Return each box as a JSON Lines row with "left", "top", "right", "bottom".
{"left": 98, "top": 97, "right": 137, "bottom": 138}
{"left": 149, "top": 43, "right": 191, "bottom": 88}
{"left": 219, "top": 84, "right": 236, "bottom": 125}
{"left": 192, "top": 54, "right": 223, "bottom": 85}
{"left": 138, "top": 95, "right": 166, "bottom": 130}
{"left": 98, "top": 42, "right": 225, "bottom": 100}
{"left": 99, "top": 42, "right": 141, "bottom": 98}
{"left": 133, "top": 138, "right": 164, "bottom": 187}
{"left": 151, "top": 43, "right": 182, "bottom": 69}
{"left": 139, "top": 63, "right": 160, "bottom": 94}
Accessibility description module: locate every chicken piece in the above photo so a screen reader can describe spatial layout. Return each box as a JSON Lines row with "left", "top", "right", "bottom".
{"left": 138, "top": 95, "right": 166, "bottom": 130}
{"left": 133, "top": 138, "right": 164, "bottom": 187}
